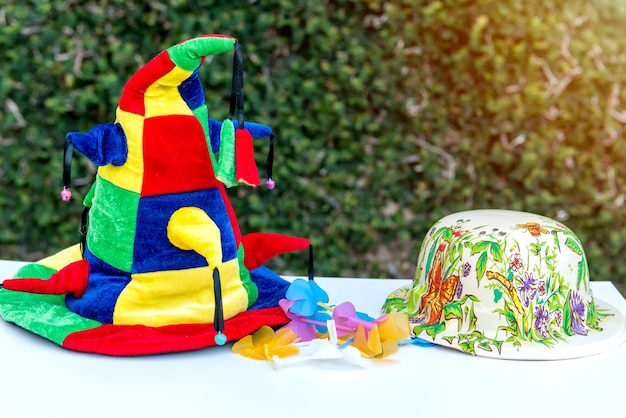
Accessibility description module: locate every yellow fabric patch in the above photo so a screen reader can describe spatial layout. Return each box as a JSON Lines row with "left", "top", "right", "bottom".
{"left": 167, "top": 207, "right": 223, "bottom": 268}
{"left": 98, "top": 108, "right": 144, "bottom": 193}
{"left": 113, "top": 258, "right": 247, "bottom": 327}
{"left": 144, "top": 67, "right": 194, "bottom": 118}
{"left": 37, "top": 244, "right": 83, "bottom": 271}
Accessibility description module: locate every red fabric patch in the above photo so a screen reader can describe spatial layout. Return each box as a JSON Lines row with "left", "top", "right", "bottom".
{"left": 235, "top": 128, "right": 261, "bottom": 187}
{"left": 118, "top": 51, "right": 176, "bottom": 116}
{"left": 241, "top": 233, "right": 310, "bottom": 271}
{"left": 62, "top": 307, "right": 289, "bottom": 356}
{"left": 141, "top": 115, "right": 219, "bottom": 197}
{"left": 2, "top": 259, "right": 89, "bottom": 298}
{"left": 217, "top": 182, "right": 242, "bottom": 245}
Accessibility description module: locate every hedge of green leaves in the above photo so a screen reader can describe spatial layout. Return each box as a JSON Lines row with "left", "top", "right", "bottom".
{"left": 2, "top": 1, "right": 626, "bottom": 292}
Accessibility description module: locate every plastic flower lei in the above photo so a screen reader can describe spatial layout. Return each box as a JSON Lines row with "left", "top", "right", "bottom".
{"left": 233, "top": 278, "right": 413, "bottom": 369}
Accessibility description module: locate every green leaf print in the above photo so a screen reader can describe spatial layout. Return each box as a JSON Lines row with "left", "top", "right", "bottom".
{"left": 470, "top": 241, "right": 490, "bottom": 256}
{"left": 458, "top": 340, "right": 475, "bottom": 355}
{"left": 530, "top": 242, "right": 542, "bottom": 256}
{"left": 489, "top": 242, "right": 503, "bottom": 263}
{"left": 478, "top": 340, "right": 492, "bottom": 352}
{"left": 476, "top": 251, "right": 488, "bottom": 284}
{"left": 577, "top": 261, "right": 584, "bottom": 290}
{"left": 565, "top": 237, "right": 583, "bottom": 255}
{"left": 414, "top": 322, "right": 446, "bottom": 339}
{"left": 551, "top": 230, "right": 561, "bottom": 252}
{"left": 563, "top": 290, "right": 573, "bottom": 336}
{"left": 444, "top": 301, "right": 463, "bottom": 320}
{"left": 442, "top": 336, "right": 455, "bottom": 344}
{"left": 468, "top": 303, "right": 478, "bottom": 331}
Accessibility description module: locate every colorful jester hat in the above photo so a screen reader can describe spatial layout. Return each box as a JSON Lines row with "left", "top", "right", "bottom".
{"left": 0, "top": 34, "right": 312, "bottom": 356}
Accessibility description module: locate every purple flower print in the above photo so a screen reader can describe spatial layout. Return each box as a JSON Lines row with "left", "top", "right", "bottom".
{"left": 463, "top": 262, "right": 471, "bottom": 277}
{"left": 534, "top": 305, "right": 550, "bottom": 338}
{"left": 517, "top": 272, "right": 537, "bottom": 307}
{"left": 456, "top": 282, "right": 463, "bottom": 299}
{"left": 569, "top": 291, "right": 588, "bottom": 336}
{"left": 509, "top": 253, "right": 523, "bottom": 272}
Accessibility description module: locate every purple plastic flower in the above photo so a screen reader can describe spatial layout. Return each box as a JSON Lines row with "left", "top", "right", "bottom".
{"left": 534, "top": 305, "right": 550, "bottom": 338}
{"left": 517, "top": 272, "right": 537, "bottom": 307}
{"left": 279, "top": 279, "right": 332, "bottom": 341}
{"left": 279, "top": 299, "right": 318, "bottom": 341}
{"left": 332, "top": 301, "right": 381, "bottom": 337}
{"left": 569, "top": 291, "right": 588, "bottom": 336}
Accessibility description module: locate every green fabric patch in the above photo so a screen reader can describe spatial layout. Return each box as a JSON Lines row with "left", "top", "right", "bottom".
{"left": 86, "top": 175, "right": 139, "bottom": 272}
{"left": 216, "top": 119, "right": 236, "bottom": 187}
{"left": 84, "top": 183, "right": 96, "bottom": 207}
{"left": 168, "top": 36, "right": 235, "bottom": 71}
{"left": 238, "top": 245, "right": 258, "bottom": 308}
{"left": 193, "top": 105, "right": 218, "bottom": 169}
{"left": 0, "top": 289, "right": 101, "bottom": 345}
{"left": 13, "top": 263, "right": 57, "bottom": 279}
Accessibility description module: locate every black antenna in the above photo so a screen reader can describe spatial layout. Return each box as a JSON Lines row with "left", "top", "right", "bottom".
{"left": 229, "top": 42, "right": 244, "bottom": 128}
{"left": 213, "top": 268, "right": 226, "bottom": 345}
{"left": 79, "top": 206, "right": 90, "bottom": 258}
{"left": 308, "top": 244, "right": 315, "bottom": 281}
{"left": 265, "top": 133, "right": 275, "bottom": 189}
{"left": 61, "top": 136, "right": 73, "bottom": 201}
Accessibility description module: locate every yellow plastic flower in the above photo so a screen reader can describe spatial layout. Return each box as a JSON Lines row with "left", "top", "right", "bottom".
{"left": 378, "top": 311, "right": 411, "bottom": 342}
{"left": 232, "top": 326, "right": 300, "bottom": 361}
{"left": 352, "top": 312, "right": 410, "bottom": 359}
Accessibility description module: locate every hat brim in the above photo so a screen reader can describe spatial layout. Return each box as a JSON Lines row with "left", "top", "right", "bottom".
{"left": 384, "top": 285, "right": 626, "bottom": 360}
{"left": 0, "top": 262, "right": 290, "bottom": 356}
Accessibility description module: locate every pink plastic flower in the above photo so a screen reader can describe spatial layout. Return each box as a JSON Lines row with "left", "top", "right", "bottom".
{"left": 332, "top": 301, "right": 384, "bottom": 336}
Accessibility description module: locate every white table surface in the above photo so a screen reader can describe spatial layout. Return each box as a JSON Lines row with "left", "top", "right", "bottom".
{"left": 1, "top": 260, "right": 625, "bottom": 418}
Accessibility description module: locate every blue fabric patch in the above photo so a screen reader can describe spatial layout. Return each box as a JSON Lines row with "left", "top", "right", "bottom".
{"left": 208, "top": 118, "right": 273, "bottom": 154}
{"left": 234, "top": 121, "right": 272, "bottom": 139}
{"left": 132, "top": 188, "right": 238, "bottom": 274}
{"left": 65, "top": 247, "right": 131, "bottom": 324}
{"left": 68, "top": 123, "right": 127, "bottom": 167}
{"left": 248, "top": 266, "right": 289, "bottom": 310}
{"left": 209, "top": 118, "right": 222, "bottom": 154}
{"left": 178, "top": 69, "right": 204, "bottom": 110}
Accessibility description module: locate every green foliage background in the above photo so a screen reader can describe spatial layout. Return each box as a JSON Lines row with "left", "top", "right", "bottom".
{"left": 2, "top": 1, "right": 626, "bottom": 293}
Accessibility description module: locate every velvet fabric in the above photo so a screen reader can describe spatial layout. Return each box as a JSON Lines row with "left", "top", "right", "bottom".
{"left": 0, "top": 255, "right": 291, "bottom": 354}
{"left": 68, "top": 123, "right": 127, "bottom": 167}
{"left": 235, "top": 128, "right": 261, "bottom": 187}
{"left": 0, "top": 34, "right": 308, "bottom": 356}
